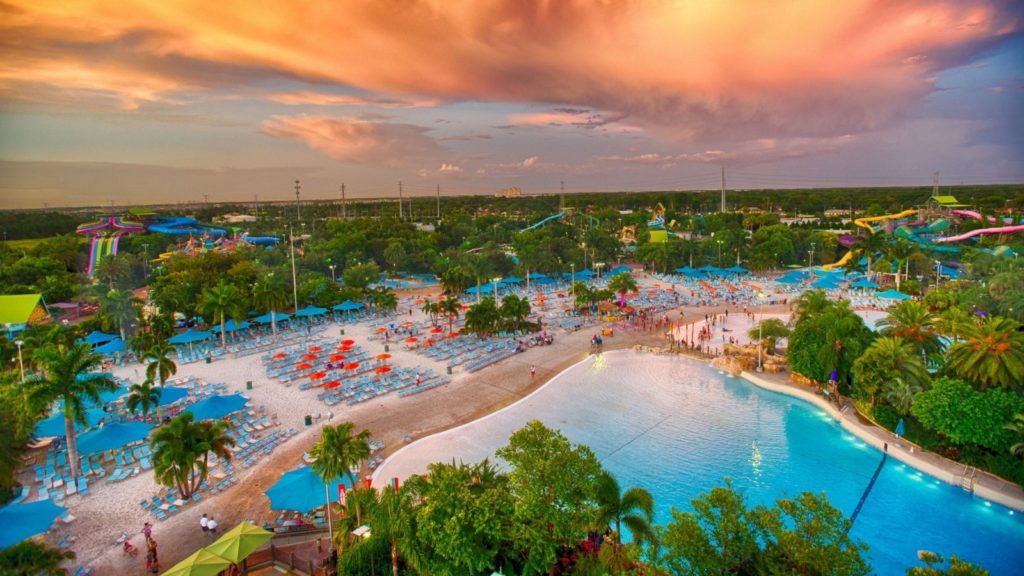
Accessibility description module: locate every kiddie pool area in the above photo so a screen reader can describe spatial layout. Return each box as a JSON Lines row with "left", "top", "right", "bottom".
{"left": 374, "top": 350, "right": 1024, "bottom": 575}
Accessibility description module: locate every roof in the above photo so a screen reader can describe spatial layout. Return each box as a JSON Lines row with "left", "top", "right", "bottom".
{"left": 0, "top": 294, "right": 48, "bottom": 326}
{"left": 932, "top": 195, "right": 969, "bottom": 207}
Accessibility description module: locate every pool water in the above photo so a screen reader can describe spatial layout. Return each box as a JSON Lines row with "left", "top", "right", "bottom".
{"left": 377, "top": 351, "right": 1024, "bottom": 574}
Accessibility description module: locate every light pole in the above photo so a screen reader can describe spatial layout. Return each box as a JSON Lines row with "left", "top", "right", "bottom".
{"left": 717, "top": 240, "right": 723, "bottom": 265}
{"left": 595, "top": 262, "right": 605, "bottom": 280}
{"left": 570, "top": 263, "right": 576, "bottom": 306}
{"left": 582, "top": 242, "right": 587, "bottom": 270}
{"left": 14, "top": 339, "right": 25, "bottom": 382}
{"left": 329, "top": 264, "right": 336, "bottom": 283}
{"left": 492, "top": 277, "right": 501, "bottom": 301}
{"left": 809, "top": 242, "right": 816, "bottom": 271}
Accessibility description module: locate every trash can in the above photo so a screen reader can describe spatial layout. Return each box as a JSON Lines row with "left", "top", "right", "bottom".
{"left": 304, "top": 415, "right": 312, "bottom": 426}
{"left": 246, "top": 381, "right": 253, "bottom": 390}
{"left": 340, "top": 328, "right": 345, "bottom": 335}
{"left": 385, "top": 344, "right": 389, "bottom": 352}
{"left": 205, "top": 356, "right": 211, "bottom": 364}
{"left": 446, "top": 366, "right": 452, "bottom": 375}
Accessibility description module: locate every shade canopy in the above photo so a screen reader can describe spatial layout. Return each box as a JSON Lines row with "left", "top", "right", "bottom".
{"left": 294, "top": 305, "right": 328, "bottom": 317}
{"left": 251, "top": 311, "right": 291, "bottom": 324}
{"left": 265, "top": 465, "right": 346, "bottom": 512}
{"left": 94, "top": 337, "right": 126, "bottom": 355}
{"left": 34, "top": 406, "right": 107, "bottom": 438}
{"left": 204, "top": 521, "right": 273, "bottom": 564}
{"left": 775, "top": 275, "right": 803, "bottom": 285}
{"left": 334, "top": 300, "right": 364, "bottom": 311}
{"left": 161, "top": 549, "right": 233, "bottom": 576}
{"left": 155, "top": 386, "right": 189, "bottom": 407}
{"left": 185, "top": 393, "right": 248, "bottom": 421}
{"left": 606, "top": 265, "right": 633, "bottom": 276}
{"left": 59, "top": 381, "right": 125, "bottom": 409}
{"left": 0, "top": 500, "right": 67, "bottom": 548}
{"left": 169, "top": 329, "right": 213, "bottom": 344}
{"left": 877, "top": 289, "right": 912, "bottom": 300}
{"left": 76, "top": 421, "right": 153, "bottom": 455}
{"left": 810, "top": 278, "right": 841, "bottom": 290}
{"left": 502, "top": 275, "right": 523, "bottom": 284}
{"left": 851, "top": 279, "right": 881, "bottom": 289}
{"left": 222, "top": 319, "right": 250, "bottom": 332}
{"left": 726, "top": 265, "right": 750, "bottom": 274}
{"left": 84, "top": 330, "right": 119, "bottom": 345}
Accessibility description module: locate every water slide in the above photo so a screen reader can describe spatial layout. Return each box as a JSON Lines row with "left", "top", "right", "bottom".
{"left": 895, "top": 224, "right": 961, "bottom": 254}
{"left": 951, "top": 209, "right": 1015, "bottom": 225}
{"left": 76, "top": 216, "right": 146, "bottom": 277}
{"left": 821, "top": 250, "right": 854, "bottom": 271}
{"left": 241, "top": 235, "right": 280, "bottom": 246}
{"left": 854, "top": 209, "right": 919, "bottom": 233}
{"left": 148, "top": 216, "right": 228, "bottom": 237}
{"left": 520, "top": 211, "right": 567, "bottom": 233}
{"left": 933, "top": 224, "right": 1024, "bottom": 244}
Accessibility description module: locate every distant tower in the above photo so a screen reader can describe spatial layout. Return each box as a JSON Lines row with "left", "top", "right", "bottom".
{"left": 340, "top": 183, "right": 346, "bottom": 218}
{"left": 294, "top": 179, "right": 301, "bottom": 221}
{"left": 560, "top": 181, "right": 565, "bottom": 211}
{"left": 720, "top": 167, "right": 727, "bottom": 212}
{"left": 398, "top": 180, "right": 404, "bottom": 219}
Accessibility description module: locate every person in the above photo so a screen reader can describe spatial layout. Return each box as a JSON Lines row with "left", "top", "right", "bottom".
{"left": 145, "top": 539, "right": 158, "bottom": 573}
{"left": 530, "top": 366, "right": 536, "bottom": 378}
{"left": 207, "top": 516, "right": 218, "bottom": 535}
{"left": 142, "top": 521, "right": 152, "bottom": 541}
{"left": 200, "top": 513, "right": 209, "bottom": 533}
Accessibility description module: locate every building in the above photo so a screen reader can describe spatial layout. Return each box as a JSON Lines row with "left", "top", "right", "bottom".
{"left": 494, "top": 187, "right": 522, "bottom": 198}
{"left": 0, "top": 293, "right": 50, "bottom": 336}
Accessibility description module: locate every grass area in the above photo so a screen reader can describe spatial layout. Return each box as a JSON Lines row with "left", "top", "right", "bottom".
{"left": 2, "top": 236, "right": 87, "bottom": 251}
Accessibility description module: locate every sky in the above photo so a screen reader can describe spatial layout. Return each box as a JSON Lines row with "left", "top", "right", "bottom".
{"left": 0, "top": 0, "right": 1022, "bottom": 209}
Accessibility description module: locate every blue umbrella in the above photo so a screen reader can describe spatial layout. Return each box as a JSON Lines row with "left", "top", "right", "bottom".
{"left": 76, "top": 422, "right": 153, "bottom": 456}
{"left": 576, "top": 269, "right": 596, "bottom": 277}
{"left": 223, "top": 319, "right": 251, "bottom": 331}
{"left": 503, "top": 275, "right": 523, "bottom": 284}
{"left": 84, "top": 330, "right": 118, "bottom": 345}
{"left": 675, "top": 266, "right": 703, "bottom": 277}
{"left": 726, "top": 265, "right": 750, "bottom": 274}
{"left": 168, "top": 329, "right": 213, "bottom": 344}
{"left": 776, "top": 275, "right": 802, "bottom": 285}
{"left": 265, "top": 466, "right": 346, "bottom": 512}
{"left": 895, "top": 418, "right": 906, "bottom": 437}
{"left": 810, "top": 278, "right": 841, "bottom": 290}
{"left": 851, "top": 279, "right": 880, "bottom": 289}
{"left": 333, "top": 300, "right": 364, "bottom": 312}
{"left": 877, "top": 289, "right": 911, "bottom": 301}
{"left": 527, "top": 272, "right": 549, "bottom": 280}
{"left": 0, "top": 500, "right": 67, "bottom": 548}
{"left": 252, "top": 311, "right": 291, "bottom": 324}
{"left": 185, "top": 393, "right": 248, "bottom": 421}
{"left": 606, "top": 265, "right": 633, "bottom": 276}
{"left": 155, "top": 386, "right": 189, "bottom": 407}
{"left": 34, "top": 406, "right": 107, "bottom": 438}
{"left": 59, "top": 382, "right": 126, "bottom": 409}
{"left": 94, "top": 337, "right": 125, "bottom": 356}
{"left": 294, "top": 305, "right": 328, "bottom": 317}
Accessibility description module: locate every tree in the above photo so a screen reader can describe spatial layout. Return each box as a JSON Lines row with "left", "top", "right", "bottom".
{"left": 594, "top": 470, "right": 654, "bottom": 571}
{"left": 0, "top": 540, "right": 75, "bottom": 575}
{"left": 464, "top": 297, "right": 500, "bottom": 336}
{"left": 851, "top": 337, "right": 931, "bottom": 409}
{"left": 496, "top": 420, "right": 602, "bottom": 575}
{"left": 789, "top": 297, "right": 874, "bottom": 389}
{"left": 499, "top": 294, "right": 532, "bottom": 335}
{"left": 887, "top": 239, "right": 917, "bottom": 292}
{"left": 310, "top": 422, "right": 371, "bottom": 490}
{"left": 439, "top": 295, "right": 461, "bottom": 333}
{"left": 0, "top": 372, "right": 38, "bottom": 504}
{"left": 421, "top": 299, "right": 439, "bottom": 326}
{"left": 877, "top": 300, "right": 942, "bottom": 358}
{"left": 935, "top": 307, "right": 972, "bottom": 344}
{"left": 371, "top": 485, "right": 424, "bottom": 576}
{"left": 99, "top": 288, "right": 140, "bottom": 341}
{"left": 342, "top": 262, "right": 380, "bottom": 292}
{"left": 791, "top": 289, "right": 831, "bottom": 325}
{"left": 144, "top": 340, "right": 177, "bottom": 387}
{"left": 26, "top": 343, "right": 118, "bottom": 483}
{"left": 199, "top": 280, "right": 244, "bottom": 348}
{"left": 747, "top": 318, "right": 790, "bottom": 355}
{"left": 911, "top": 377, "right": 1024, "bottom": 451}
{"left": 907, "top": 551, "right": 990, "bottom": 575}
{"left": 439, "top": 265, "right": 471, "bottom": 297}
{"left": 607, "top": 272, "right": 638, "bottom": 304}
{"left": 126, "top": 378, "right": 161, "bottom": 417}
{"left": 150, "top": 412, "right": 235, "bottom": 499}
{"left": 367, "top": 286, "right": 398, "bottom": 312}
{"left": 252, "top": 272, "right": 289, "bottom": 335}
{"left": 464, "top": 255, "right": 494, "bottom": 304}
{"left": 946, "top": 316, "right": 1024, "bottom": 391}
{"left": 1004, "top": 413, "right": 1024, "bottom": 461}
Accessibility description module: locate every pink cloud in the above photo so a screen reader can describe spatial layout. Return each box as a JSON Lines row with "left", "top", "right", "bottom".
{"left": 268, "top": 91, "right": 442, "bottom": 108}
{"left": 260, "top": 115, "right": 445, "bottom": 163}
{"left": 521, "top": 156, "right": 538, "bottom": 168}
{"left": 439, "top": 163, "right": 463, "bottom": 174}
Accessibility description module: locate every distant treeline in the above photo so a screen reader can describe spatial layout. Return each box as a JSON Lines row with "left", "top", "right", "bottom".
{"left": 0, "top": 211, "right": 89, "bottom": 241}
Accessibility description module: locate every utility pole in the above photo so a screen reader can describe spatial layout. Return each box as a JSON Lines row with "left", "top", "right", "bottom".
{"left": 203, "top": 193, "right": 209, "bottom": 206}
{"left": 254, "top": 194, "right": 259, "bottom": 217}
{"left": 294, "top": 179, "right": 302, "bottom": 221}
{"left": 932, "top": 171, "right": 940, "bottom": 201}
{"left": 398, "top": 181, "right": 404, "bottom": 220}
{"left": 720, "top": 167, "right": 726, "bottom": 212}
{"left": 560, "top": 181, "right": 565, "bottom": 211}
{"left": 436, "top": 184, "right": 441, "bottom": 220}
{"left": 340, "top": 183, "right": 346, "bottom": 218}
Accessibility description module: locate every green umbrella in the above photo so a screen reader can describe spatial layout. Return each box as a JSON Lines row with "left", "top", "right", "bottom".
{"left": 161, "top": 549, "right": 232, "bottom": 576}
{"left": 204, "top": 521, "right": 273, "bottom": 564}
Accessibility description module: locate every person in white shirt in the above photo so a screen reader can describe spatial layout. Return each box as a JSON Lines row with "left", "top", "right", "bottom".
{"left": 200, "top": 514, "right": 209, "bottom": 533}
{"left": 207, "top": 517, "right": 218, "bottom": 535}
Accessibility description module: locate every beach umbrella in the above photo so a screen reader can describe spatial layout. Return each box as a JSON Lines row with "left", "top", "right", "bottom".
{"left": 404, "top": 337, "right": 418, "bottom": 343}
{"left": 309, "top": 346, "right": 323, "bottom": 353}
{"left": 375, "top": 353, "right": 391, "bottom": 361}
{"left": 169, "top": 329, "right": 213, "bottom": 345}
{"left": 84, "top": 330, "right": 119, "bottom": 345}
{"left": 877, "top": 289, "right": 911, "bottom": 301}
{"left": 776, "top": 275, "right": 802, "bottom": 285}
{"left": 851, "top": 279, "right": 881, "bottom": 289}
{"left": 0, "top": 500, "right": 67, "bottom": 548}
{"left": 504, "top": 275, "right": 523, "bottom": 284}
{"left": 895, "top": 418, "right": 906, "bottom": 437}
{"left": 330, "top": 354, "right": 346, "bottom": 362}
{"left": 448, "top": 332, "right": 460, "bottom": 338}
{"left": 272, "top": 352, "right": 287, "bottom": 360}
{"left": 204, "top": 521, "right": 273, "bottom": 565}
{"left": 34, "top": 406, "right": 107, "bottom": 438}
{"left": 344, "top": 362, "right": 360, "bottom": 370}
{"left": 301, "top": 353, "right": 319, "bottom": 361}
{"left": 810, "top": 278, "right": 841, "bottom": 290}
{"left": 153, "top": 386, "right": 188, "bottom": 407}
{"left": 265, "top": 465, "right": 345, "bottom": 512}
{"left": 296, "top": 362, "right": 313, "bottom": 370}
{"left": 94, "top": 337, "right": 126, "bottom": 356}
{"left": 430, "top": 327, "right": 443, "bottom": 334}
{"left": 185, "top": 393, "right": 248, "bottom": 421}
{"left": 251, "top": 311, "right": 291, "bottom": 324}
{"left": 340, "top": 339, "right": 355, "bottom": 346}
{"left": 310, "top": 372, "right": 327, "bottom": 380}
{"left": 161, "top": 549, "right": 233, "bottom": 576}
{"left": 77, "top": 422, "right": 154, "bottom": 456}
{"left": 222, "top": 319, "right": 250, "bottom": 332}
{"left": 726, "top": 265, "right": 750, "bottom": 275}
{"left": 333, "top": 300, "right": 364, "bottom": 312}
{"left": 375, "top": 366, "right": 392, "bottom": 375}
{"left": 294, "top": 305, "right": 328, "bottom": 317}
{"left": 424, "top": 339, "right": 435, "bottom": 346}
{"left": 58, "top": 381, "right": 126, "bottom": 410}
{"left": 375, "top": 327, "right": 387, "bottom": 333}
{"left": 323, "top": 381, "right": 341, "bottom": 389}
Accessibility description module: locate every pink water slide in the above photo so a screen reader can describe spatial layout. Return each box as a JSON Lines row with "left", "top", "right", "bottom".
{"left": 934, "top": 224, "right": 1024, "bottom": 244}
{"left": 951, "top": 210, "right": 1014, "bottom": 224}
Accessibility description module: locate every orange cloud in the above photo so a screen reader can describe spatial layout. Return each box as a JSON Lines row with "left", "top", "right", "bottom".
{"left": 260, "top": 115, "right": 445, "bottom": 163}
{"left": 269, "top": 91, "right": 442, "bottom": 108}
{"left": 1, "top": 0, "right": 1019, "bottom": 139}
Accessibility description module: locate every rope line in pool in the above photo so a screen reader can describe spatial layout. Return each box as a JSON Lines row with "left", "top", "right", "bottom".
{"left": 600, "top": 415, "right": 672, "bottom": 463}
{"left": 848, "top": 454, "right": 888, "bottom": 531}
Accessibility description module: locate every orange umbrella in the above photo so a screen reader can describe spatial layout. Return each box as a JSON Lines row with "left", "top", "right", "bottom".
{"left": 301, "top": 353, "right": 318, "bottom": 360}
{"left": 330, "top": 354, "right": 346, "bottom": 362}
{"left": 402, "top": 320, "right": 414, "bottom": 326}
{"left": 344, "top": 362, "right": 360, "bottom": 370}
{"left": 405, "top": 337, "right": 418, "bottom": 343}
{"left": 296, "top": 362, "right": 313, "bottom": 370}
{"left": 309, "top": 346, "right": 323, "bottom": 353}
{"left": 323, "top": 381, "right": 341, "bottom": 389}
{"left": 272, "top": 352, "right": 287, "bottom": 360}
{"left": 310, "top": 371, "right": 327, "bottom": 380}
{"left": 375, "top": 366, "right": 392, "bottom": 374}
{"left": 430, "top": 327, "right": 443, "bottom": 334}
{"left": 341, "top": 339, "right": 355, "bottom": 346}
{"left": 375, "top": 353, "right": 391, "bottom": 361}
{"left": 448, "top": 332, "right": 460, "bottom": 338}
{"left": 423, "top": 339, "right": 435, "bottom": 346}
{"left": 375, "top": 327, "right": 387, "bottom": 333}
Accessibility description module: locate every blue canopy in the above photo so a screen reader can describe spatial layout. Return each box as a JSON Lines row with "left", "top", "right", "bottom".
{"left": 851, "top": 279, "right": 881, "bottom": 289}
{"left": 877, "top": 289, "right": 912, "bottom": 301}
{"left": 0, "top": 500, "right": 67, "bottom": 548}
{"left": 776, "top": 275, "right": 803, "bottom": 285}
{"left": 810, "top": 278, "right": 842, "bottom": 290}
{"left": 34, "top": 406, "right": 107, "bottom": 438}
{"left": 503, "top": 275, "right": 523, "bottom": 284}
{"left": 223, "top": 319, "right": 251, "bottom": 331}
{"left": 186, "top": 393, "right": 248, "bottom": 421}
{"left": 265, "top": 465, "right": 346, "bottom": 512}
{"left": 532, "top": 276, "right": 557, "bottom": 285}
{"left": 252, "top": 311, "right": 291, "bottom": 324}
{"left": 94, "top": 337, "right": 125, "bottom": 355}
{"left": 726, "top": 265, "right": 750, "bottom": 274}
{"left": 606, "top": 265, "right": 633, "bottom": 276}
{"left": 84, "top": 330, "right": 118, "bottom": 345}
{"left": 169, "top": 329, "right": 213, "bottom": 344}
{"left": 59, "top": 381, "right": 126, "bottom": 409}
{"left": 576, "top": 269, "right": 597, "bottom": 277}
{"left": 155, "top": 386, "right": 189, "bottom": 407}
{"left": 333, "top": 300, "right": 364, "bottom": 311}
{"left": 675, "top": 266, "right": 703, "bottom": 277}
{"left": 76, "top": 422, "right": 153, "bottom": 456}
{"left": 895, "top": 418, "right": 906, "bottom": 437}
{"left": 294, "top": 305, "right": 328, "bottom": 317}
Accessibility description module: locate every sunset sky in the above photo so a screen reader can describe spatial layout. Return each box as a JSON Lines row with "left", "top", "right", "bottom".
{"left": 1, "top": 0, "right": 1022, "bottom": 208}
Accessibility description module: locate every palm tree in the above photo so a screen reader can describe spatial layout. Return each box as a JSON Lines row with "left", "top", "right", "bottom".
{"left": 200, "top": 280, "right": 243, "bottom": 348}
{"left": 465, "top": 297, "right": 500, "bottom": 336}
{"left": 368, "top": 287, "right": 399, "bottom": 312}
{"left": 144, "top": 339, "right": 177, "bottom": 387}
{"left": 887, "top": 239, "right": 916, "bottom": 292}
{"left": 26, "top": 343, "right": 118, "bottom": 482}
{"left": 310, "top": 422, "right": 371, "bottom": 492}
{"left": 791, "top": 289, "right": 830, "bottom": 326}
{"left": 852, "top": 336, "right": 931, "bottom": 406}
{"left": 100, "top": 288, "right": 141, "bottom": 341}
{"left": 877, "top": 300, "right": 942, "bottom": 357}
{"left": 252, "top": 272, "right": 289, "bottom": 335}
{"left": 1005, "top": 413, "right": 1024, "bottom": 461}
{"left": 421, "top": 299, "right": 439, "bottom": 326}
{"left": 747, "top": 318, "right": 790, "bottom": 355}
{"left": 126, "top": 378, "right": 161, "bottom": 417}
{"left": 946, "top": 317, "right": 1024, "bottom": 391}
{"left": 499, "top": 294, "right": 532, "bottom": 335}
{"left": 150, "top": 412, "right": 235, "bottom": 499}
{"left": 0, "top": 541, "right": 76, "bottom": 575}
{"left": 852, "top": 231, "right": 886, "bottom": 272}
{"left": 594, "top": 470, "right": 655, "bottom": 548}
{"left": 366, "top": 486, "right": 424, "bottom": 576}
{"left": 439, "top": 295, "right": 461, "bottom": 333}
{"left": 935, "top": 307, "right": 972, "bottom": 344}
{"left": 464, "top": 255, "right": 494, "bottom": 304}
{"left": 607, "top": 272, "right": 638, "bottom": 305}
{"left": 439, "top": 265, "right": 471, "bottom": 297}
{"left": 881, "top": 378, "right": 923, "bottom": 416}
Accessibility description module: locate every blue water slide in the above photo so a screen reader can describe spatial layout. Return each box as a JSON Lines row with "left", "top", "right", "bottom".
{"left": 148, "top": 216, "right": 228, "bottom": 237}
{"left": 520, "top": 211, "right": 567, "bottom": 233}
{"left": 242, "top": 235, "right": 280, "bottom": 246}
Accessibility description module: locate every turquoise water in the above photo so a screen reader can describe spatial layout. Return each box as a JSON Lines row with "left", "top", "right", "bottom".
{"left": 380, "top": 350, "right": 1024, "bottom": 574}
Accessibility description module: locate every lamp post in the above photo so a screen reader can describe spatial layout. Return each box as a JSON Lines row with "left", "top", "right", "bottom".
{"left": 717, "top": 240, "right": 723, "bottom": 265}
{"left": 329, "top": 264, "right": 336, "bottom": 283}
{"left": 492, "top": 277, "right": 501, "bottom": 301}
{"left": 14, "top": 339, "right": 25, "bottom": 382}
{"left": 570, "top": 263, "right": 576, "bottom": 306}
{"left": 595, "top": 262, "right": 605, "bottom": 280}
{"left": 809, "top": 242, "right": 816, "bottom": 272}
{"left": 582, "top": 242, "right": 587, "bottom": 270}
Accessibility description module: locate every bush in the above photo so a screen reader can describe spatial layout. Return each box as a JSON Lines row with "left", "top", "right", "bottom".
{"left": 871, "top": 404, "right": 901, "bottom": 431}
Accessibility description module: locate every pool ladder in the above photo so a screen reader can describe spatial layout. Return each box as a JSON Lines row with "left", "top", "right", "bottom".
{"left": 959, "top": 466, "right": 976, "bottom": 493}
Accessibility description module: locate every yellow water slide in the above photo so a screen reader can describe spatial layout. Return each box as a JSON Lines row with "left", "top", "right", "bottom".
{"left": 854, "top": 209, "right": 918, "bottom": 233}
{"left": 821, "top": 250, "right": 854, "bottom": 271}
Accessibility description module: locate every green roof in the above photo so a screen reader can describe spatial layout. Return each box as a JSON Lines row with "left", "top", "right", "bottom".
{"left": 932, "top": 195, "right": 969, "bottom": 207}
{"left": 0, "top": 294, "right": 45, "bottom": 325}
{"left": 128, "top": 208, "right": 157, "bottom": 216}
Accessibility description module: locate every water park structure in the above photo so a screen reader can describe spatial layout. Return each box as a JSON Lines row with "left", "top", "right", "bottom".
{"left": 76, "top": 216, "right": 147, "bottom": 277}
{"left": 520, "top": 206, "right": 600, "bottom": 233}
